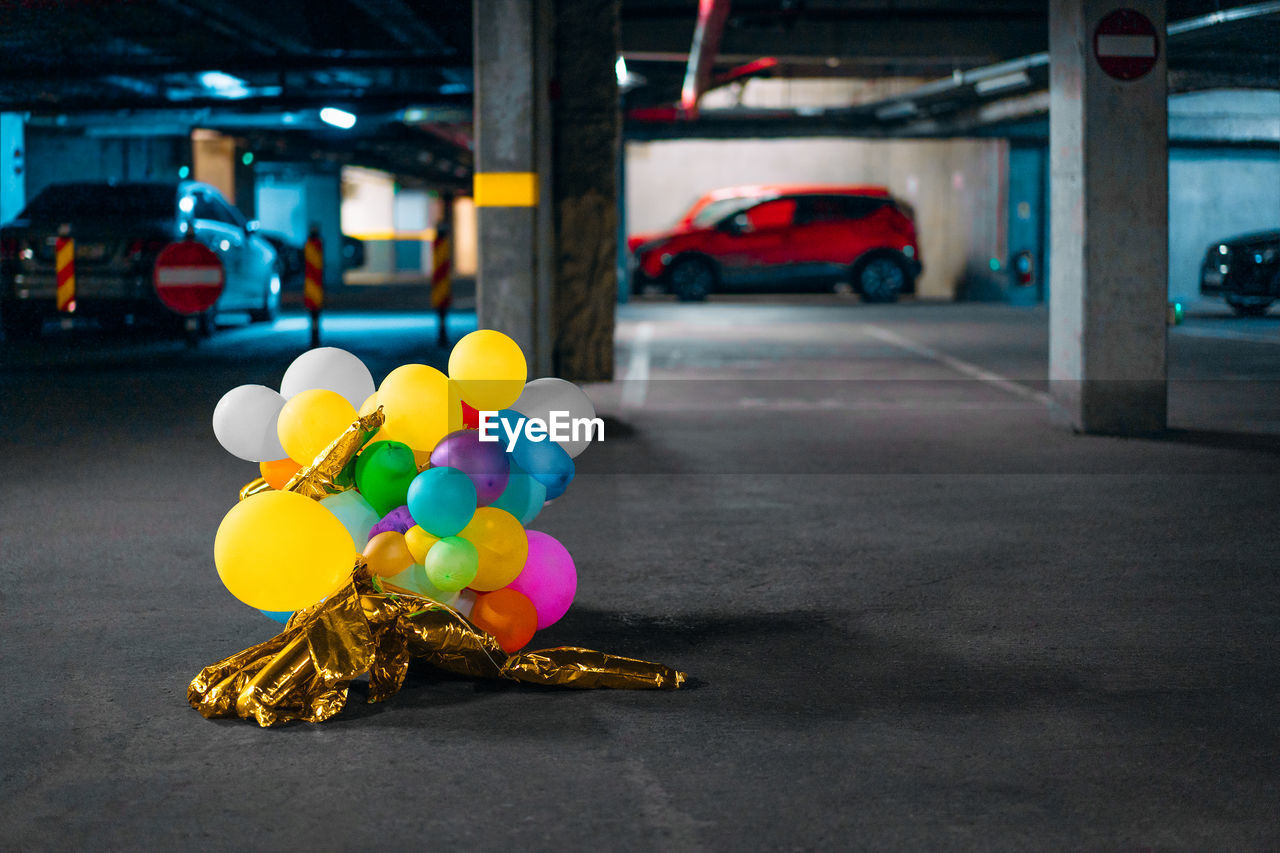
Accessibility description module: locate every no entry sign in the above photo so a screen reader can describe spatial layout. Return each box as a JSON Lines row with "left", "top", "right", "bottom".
{"left": 1094, "top": 9, "right": 1159, "bottom": 81}
{"left": 153, "top": 239, "right": 225, "bottom": 315}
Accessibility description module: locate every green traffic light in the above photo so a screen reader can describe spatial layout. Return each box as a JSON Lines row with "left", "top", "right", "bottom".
{"left": 242, "top": 152, "right": 254, "bottom": 166}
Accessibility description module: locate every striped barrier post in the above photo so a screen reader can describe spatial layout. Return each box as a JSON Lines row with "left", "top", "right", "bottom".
{"left": 304, "top": 227, "right": 323, "bottom": 349}
{"left": 431, "top": 219, "right": 452, "bottom": 347}
{"left": 55, "top": 226, "right": 76, "bottom": 314}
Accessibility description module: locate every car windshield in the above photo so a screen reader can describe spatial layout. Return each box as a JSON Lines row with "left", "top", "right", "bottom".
{"left": 19, "top": 184, "right": 176, "bottom": 219}
{"left": 690, "top": 197, "right": 768, "bottom": 228}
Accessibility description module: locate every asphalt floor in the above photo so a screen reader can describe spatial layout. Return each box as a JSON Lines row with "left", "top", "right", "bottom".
{"left": 1, "top": 289, "right": 1278, "bottom": 850}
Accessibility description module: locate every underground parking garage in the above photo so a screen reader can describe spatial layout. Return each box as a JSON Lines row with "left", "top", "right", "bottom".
{"left": 1, "top": 1, "right": 1279, "bottom": 848}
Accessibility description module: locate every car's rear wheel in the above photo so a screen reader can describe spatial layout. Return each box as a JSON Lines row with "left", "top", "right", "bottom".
{"left": 669, "top": 257, "right": 715, "bottom": 302}
{"left": 856, "top": 256, "right": 908, "bottom": 303}
{"left": 1226, "top": 296, "right": 1272, "bottom": 317}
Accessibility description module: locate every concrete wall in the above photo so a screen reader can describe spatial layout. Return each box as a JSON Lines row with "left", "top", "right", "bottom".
{"left": 22, "top": 128, "right": 187, "bottom": 203}
{"left": 1168, "top": 147, "right": 1280, "bottom": 303}
{"left": 625, "top": 137, "right": 1008, "bottom": 299}
{"left": 254, "top": 162, "right": 344, "bottom": 287}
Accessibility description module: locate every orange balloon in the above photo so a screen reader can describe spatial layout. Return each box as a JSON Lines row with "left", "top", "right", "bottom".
{"left": 362, "top": 531, "right": 415, "bottom": 578}
{"left": 458, "top": 507, "right": 529, "bottom": 591}
{"left": 470, "top": 588, "right": 538, "bottom": 653}
{"left": 259, "top": 457, "right": 302, "bottom": 490}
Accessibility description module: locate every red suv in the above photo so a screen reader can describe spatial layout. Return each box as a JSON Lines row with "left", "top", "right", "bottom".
{"left": 628, "top": 185, "right": 922, "bottom": 302}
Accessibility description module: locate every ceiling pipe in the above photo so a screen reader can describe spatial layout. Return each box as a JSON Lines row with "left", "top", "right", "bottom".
{"left": 680, "top": 0, "right": 732, "bottom": 118}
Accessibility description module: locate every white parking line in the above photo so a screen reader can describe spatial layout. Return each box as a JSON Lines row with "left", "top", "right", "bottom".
{"left": 863, "top": 324, "right": 1053, "bottom": 405}
{"left": 621, "top": 322, "right": 654, "bottom": 408}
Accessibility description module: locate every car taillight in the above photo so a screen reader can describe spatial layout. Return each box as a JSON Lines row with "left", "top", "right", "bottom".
{"left": 128, "top": 238, "right": 169, "bottom": 260}
{"left": 0, "top": 237, "right": 17, "bottom": 261}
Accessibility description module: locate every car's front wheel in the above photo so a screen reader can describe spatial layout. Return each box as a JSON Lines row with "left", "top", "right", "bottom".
{"left": 1226, "top": 296, "right": 1272, "bottom": 317}
{"left": 856, "top": 256, "right": 908, "bottom": 303}
{"left": 668, "top": 257, "right": 715, "bottom": 302}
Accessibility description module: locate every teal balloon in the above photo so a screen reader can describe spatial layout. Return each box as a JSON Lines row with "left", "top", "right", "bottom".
{"left": 261, "top": 610, "right": 293, "bottom": 624}
{"left": 355, "top": 441, "right": 419, "bottom": 516}
{"left": 490, "top": 461, "right": 547, "bottom": 525}
{"left": 407, "top": 466, "right": 477, "bottom": 537}
{"left": 512, "top": 436, "right": 574, "bottom": 500}
{"left": 319, "top": 490, "right": 381, "bottom": 546}
{"left": 386, "top": 563, "right": 460, "bottom": 607}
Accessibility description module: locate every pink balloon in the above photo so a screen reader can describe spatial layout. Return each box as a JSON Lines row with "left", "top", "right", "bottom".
{"left": 508, "top": 530, "right": 577, "bottom": 630}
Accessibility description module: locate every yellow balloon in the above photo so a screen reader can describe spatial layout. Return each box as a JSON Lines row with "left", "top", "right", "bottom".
{"left": 358, "top": 392, "right": 379, "bottom": 417}
{"left": 458, "top": 507, "right": 529, "bottom": 591}
{"left": 377, "top": 363, "right": 451, "bottom": 452}
{"left": 448, "top": 330, "right": 527, "bottom": 411}
{"left": 214, "top": 490, "right": 358, "bottom": 611}
{"left": 277, "top": 388, "right": 358, "bottom": 465}
{"left": 405, "top": 524, "right": 440, "bottom": 563}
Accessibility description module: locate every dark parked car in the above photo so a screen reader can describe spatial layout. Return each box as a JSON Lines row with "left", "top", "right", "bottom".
{"left": 628, "top": 184, "right": 922, "bottom": 302}
{"left": 1200, "top": 229, "right": 1279, "bottom": 316}
{"left": 1, "top": 180, "right": 280, "bottom": 339}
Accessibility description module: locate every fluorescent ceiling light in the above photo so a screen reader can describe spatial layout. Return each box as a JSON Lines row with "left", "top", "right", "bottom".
{"left": 199, "top": 71, "right": 250, "bottom": 99}
{"left": 616, "top": 55, "right": 628, "bottom": 85}
{"left": 319, "top": 107, "right": 357, "bottom": 129}
{"left": 974, "top": 70, "right": 1031, "bottom": 96}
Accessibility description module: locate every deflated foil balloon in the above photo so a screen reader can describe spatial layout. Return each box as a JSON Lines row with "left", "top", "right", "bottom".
{"left": 189, "top": 565, "right": 686, "bottom": 727}
{"left": 280, "top": 407, "right": 386, "bottom": 500}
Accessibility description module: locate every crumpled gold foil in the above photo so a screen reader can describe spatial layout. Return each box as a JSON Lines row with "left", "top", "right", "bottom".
{"left": 189, "top": 567, "right": 686, "bottom": 727}
{"left": 280, "top": 407, "right": 385, "bottom": 500}
{"left": 238, "top": 477, "right": 272, "bottom": 500}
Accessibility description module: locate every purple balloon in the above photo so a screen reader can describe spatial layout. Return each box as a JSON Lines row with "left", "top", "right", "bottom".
{"left": 429, "top": 430, "right": 510, "bottom": 506}
{"left": 368, "top": 504, "right": 414, "bottom": 541}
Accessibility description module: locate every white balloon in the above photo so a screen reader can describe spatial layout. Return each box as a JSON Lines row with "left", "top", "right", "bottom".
{"left": 512, "top": 377, "right": 598, "bottom": 458}
{"left": 212, "top": 384, "right": 288, "bottom": 462}
{"left": 279, "top": 347, "right": 376, "bottom": 408}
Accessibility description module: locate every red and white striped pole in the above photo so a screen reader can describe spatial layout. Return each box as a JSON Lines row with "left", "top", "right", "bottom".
{"left": 431, "top": 202, "right": 452, "bottom": 348}
{"left": 303, "top": 225, "right": 323, "bottom": 349}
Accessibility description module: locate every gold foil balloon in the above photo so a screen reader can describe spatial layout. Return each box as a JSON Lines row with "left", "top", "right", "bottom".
{"left": 458, "top": 507, "right": 529, "bottom": 591}
{"left": 214, "top": 490, "right": 357, "bottom": 612}
{"left": 362, "top": 531, "right": 415, "bottom": 578}
{"left": 377, "top": 363, "right": 452, "bottom": 452}
{"left": 277, "top": 388, "right": 358, "bottom": 465}
{"left": 447, "top": 330, "right": 527, "bottom": 411}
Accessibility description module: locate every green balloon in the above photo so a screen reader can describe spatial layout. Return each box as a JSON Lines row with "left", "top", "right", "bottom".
{"left": 424, "top": 536, "right": 479, "bottom": 592}
{"left": 354, "top": 441, "right": 419, "bottom": 517}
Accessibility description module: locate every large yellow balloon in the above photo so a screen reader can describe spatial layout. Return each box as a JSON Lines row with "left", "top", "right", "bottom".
{"left": 377, "top": 364, "right": 452, "bottom": 452}
{"left": 448, "top": 330, "right": 527, "bottom": 411}
{"left": 277, "top": 388, "right": 358, "bottom": 465}
{"left": 214, "top": 490, "right": 358, "bottom": 611}
{"left": 458, "top": 507, "right": 529, "bottom": 591}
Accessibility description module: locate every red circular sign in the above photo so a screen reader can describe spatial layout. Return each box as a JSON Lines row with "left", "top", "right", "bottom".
{"left": 1094, "top": 9, "right": 1159, "bottom": 81}
{"left": 153, "top": 239, "right": 225, "bottom": 315}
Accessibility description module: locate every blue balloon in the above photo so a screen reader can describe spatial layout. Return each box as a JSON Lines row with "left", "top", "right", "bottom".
{"left": 261, "top": 610, "right": 293, "bottom": 624}
{"left": 407, "top": 466, "right": 477, "bottom": 537}
{"left": 511, "top": 434, "right": 574, "bottom": 500}
{"left": 490, "top": 461, "right": 547, "bottom": 525}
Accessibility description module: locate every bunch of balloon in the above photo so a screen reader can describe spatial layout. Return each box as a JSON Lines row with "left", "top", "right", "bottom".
{"left": 208, "top": 331, "right": 599, "bottom": 654}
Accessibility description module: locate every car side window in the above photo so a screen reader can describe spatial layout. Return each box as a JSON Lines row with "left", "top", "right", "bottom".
{"left": 192, "top": 192, "right": 224, "bottom": 223}
{"left": 797, "top": 197, "right": 846, "bottom": 224}
{"left": 743, "top": 198, "right": 797, "bottom": 231}
{"left": 841, "top": 197, "right": 887, "bottom": 220}
{"left": 214, "top": 196, "right": 248, "bottom": 230}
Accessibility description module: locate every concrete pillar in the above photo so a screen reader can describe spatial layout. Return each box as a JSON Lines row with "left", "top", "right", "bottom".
{"left": 551, "top": 0, "right": 619, "bottom": 380}
{"left": 474, "top": 0, "right": 620, "bottom": 381}
{"left": 0, "top": 114, "right": 24, "bottom": 224}
{"left": 474, "top": 0, "right": 553, "bottom": 375}
{"left": 1048, "top": 0, "right": 1168, "bottom": 434}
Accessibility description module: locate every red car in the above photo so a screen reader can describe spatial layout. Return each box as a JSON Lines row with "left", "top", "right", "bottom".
{"left": 628, "top": 184, "right": 922, "bottom": 302}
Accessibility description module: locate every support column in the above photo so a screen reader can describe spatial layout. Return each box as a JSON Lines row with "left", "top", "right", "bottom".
{"left": 1048, "top": 0, "right": 1168, "bottom": 434}
{"left": 474, "top": 0, "right": 620, "bottom": 381}
{"left": 474, "top": 0, "right": 553, "bottom": 376}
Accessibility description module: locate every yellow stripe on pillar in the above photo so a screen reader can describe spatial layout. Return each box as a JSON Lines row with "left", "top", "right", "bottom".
{"left": 473, "top": 172, "right": 538, "bottom": 207}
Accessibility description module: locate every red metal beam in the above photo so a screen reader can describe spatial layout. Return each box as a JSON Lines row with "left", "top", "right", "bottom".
{"left": 679, "top": 0, "right": 732, "bottom": 118}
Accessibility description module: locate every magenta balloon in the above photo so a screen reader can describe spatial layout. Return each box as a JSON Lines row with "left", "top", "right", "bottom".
{"left": 368, "top": 504, "right": 414, "bottom": 540}
{"left": 429, "top": 430, "right": 510, "bottom": 506}
{"left": 508, "top": 530, "right": 577, "bottom": 630}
